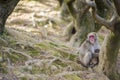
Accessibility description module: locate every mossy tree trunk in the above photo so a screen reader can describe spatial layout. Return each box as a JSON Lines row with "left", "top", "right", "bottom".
{"left": 98, "top": 0, "right": 120, "bottom": 79}
{"left": 69, "top": 11, "right": 95, "bottom": 47}
{"left": 58, "top": 0, "right": 69, "bottom": 20}
{"left": 98, "top": 31, "right": 120, "bottom": 80}
{"left": 0, "top": 0, "right": 20, "bottom": 34}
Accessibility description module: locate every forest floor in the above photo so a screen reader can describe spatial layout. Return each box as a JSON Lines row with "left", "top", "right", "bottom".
{"left": 0, "top": 0, "right": 119, "bottom": 80}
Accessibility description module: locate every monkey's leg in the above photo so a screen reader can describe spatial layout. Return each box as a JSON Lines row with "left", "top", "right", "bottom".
{"left": 83, "top": 52, "right": 92, "bottom": 67}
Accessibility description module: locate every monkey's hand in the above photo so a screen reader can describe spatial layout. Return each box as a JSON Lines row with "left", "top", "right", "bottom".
{"left": 94, "top": 49, "right": 100, "bottom": 53}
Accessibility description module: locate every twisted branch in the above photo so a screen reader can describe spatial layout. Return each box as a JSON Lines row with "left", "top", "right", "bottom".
{"left": 85, "top": 0, "right": 118, "bottom": 31}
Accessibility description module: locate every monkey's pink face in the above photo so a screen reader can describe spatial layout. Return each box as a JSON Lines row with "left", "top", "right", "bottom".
{"left": 89, "top": 35, "right": 95, "bottom": 44}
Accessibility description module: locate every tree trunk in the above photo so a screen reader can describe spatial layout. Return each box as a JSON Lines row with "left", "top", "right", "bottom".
{"left": 70, "top": 12, "right": 95, "bottom": 47}
{"left": 63, "top": 21, "right": 75, "bottom": 41}
{"left": 0, "top": 0, "right": 20, "bottom": 34}
{"left": 59, "top": 1, "right": 70, "bottom": 20}
{"left": 96, "top": 0, "right": 120, "bottom": 79}
{"left": 68, "top": 0, "right": 95, "bottom": 47}
{"left": 98, "top": 31, "right": 120, "bottom": 80}
{"left": 68, "top": 0, "right": 110, "bottom": 47}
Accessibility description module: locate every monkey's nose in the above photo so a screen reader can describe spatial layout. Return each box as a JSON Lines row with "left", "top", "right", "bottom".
{"left": 95, "top": 49, "right": 100, "bottom": 53}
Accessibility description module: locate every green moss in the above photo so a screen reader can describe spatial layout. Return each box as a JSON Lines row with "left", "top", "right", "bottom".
{"left": 62, "top": 52, "right": 70, "bottom": 58}
{"left": 37, "top": 41, "right": 74, "bottom": 60}
{"left": 36, "top": 42, "right": 49, "bottom": 50}
{"left": 23, "top": 67, "right": 30, "bottom": 72}
{"left": 99, "top": 35, "right": 104, "bottom": 43}
{"left": 29, "top": 65, "right": 48, "bottom": 74}
{"left": 64, "top": 74, "right": 82, "bottom": 80}
{"left": 30, "top": 66, "right": 41, "bottom": 74}
{"left": 108, "top": 70, "right": 120, "bottom": 80}
{"left": 0, "top": 63, "right": 7, "bottom": 73}
{"left": 9, "top": 40, "right": 17, "bottom": 45}
{"left": 53, "top": 59, "right": 67, "bottom": 67}
{"left": 49, "top": 42, "right": 58, "bottom": 47}
{"left": 29, "top": 50, "right": 39, "bottom": 57}
{"left": 20, "top": 77, "right": 27, "bottom": 80}
{"left": 8, "top": 53, "right": 26, "bottom": 63}
{"left": 52, "top": 50, "right": 69, "bottom": 59}
{"left": 52, "top": 51, "right": 61, "bottom": 57}
{"left": 69, "top": 54, "right": 76, "bottom": 61}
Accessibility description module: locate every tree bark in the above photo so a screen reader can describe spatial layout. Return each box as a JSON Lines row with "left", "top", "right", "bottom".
{"left": 98, "top": 30, "right": 120, "bottom": 80}
{"left": 63, "top": 21, "right": 75, "bottom": 41}
{"left": 59, "top": 1, "right": 70, "bottom": 20}
{"left": 68, "top": 0, "right": 95, "bottom": 47}
{"left": 95, "top": 1, "right": 120, "bottom": 79}
{"left": 113, "top": 0, "right": 120, "bottom": 16}
{"left": 70, "top": 12, "right": 95, "bottom": 47}
{"left": 0, "top": 0, "right": 20, "bottom": 34}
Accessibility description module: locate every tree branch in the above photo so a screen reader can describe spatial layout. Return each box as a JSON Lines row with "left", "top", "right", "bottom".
{"left": 113, "top": 0, "right": 120, "bottom": 16}
{"left": 67, "top": 0, "right": 76, "bottom": 18}
{"left": 86, "top": 0, "right": 118, "bottom": 31}
{"left": 103, "top": 0, "right": 118, "bottom": 26}
{"left": 109, "top": 11, "right": 118, "bottom": 25}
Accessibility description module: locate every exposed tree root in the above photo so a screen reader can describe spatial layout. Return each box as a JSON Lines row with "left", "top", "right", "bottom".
{"left": 7, "top": 58, "right": 18, "bottom": 80}
{"left": 54, "top": 71, "right": 84, "bottom": 77}
{"left": 1, "top": 47, "right": 32, "bottom": 60}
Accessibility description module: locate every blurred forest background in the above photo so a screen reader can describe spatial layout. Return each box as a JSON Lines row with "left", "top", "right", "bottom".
{"left": 0, "top": 0, "right": 120, "bottom": 80}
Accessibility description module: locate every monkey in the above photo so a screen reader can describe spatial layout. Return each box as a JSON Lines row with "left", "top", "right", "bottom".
{"left": 78, "top": 32, "right": 100, "bottom": 68}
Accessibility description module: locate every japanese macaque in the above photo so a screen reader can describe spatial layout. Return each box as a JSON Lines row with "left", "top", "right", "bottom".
{"left": 78, "top": 32, "right": 100, "bottom": 68}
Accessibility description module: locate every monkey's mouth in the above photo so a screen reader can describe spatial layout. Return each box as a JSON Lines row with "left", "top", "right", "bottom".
{"left": 89, "top": 36, "right": 95, "bottom": 43}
